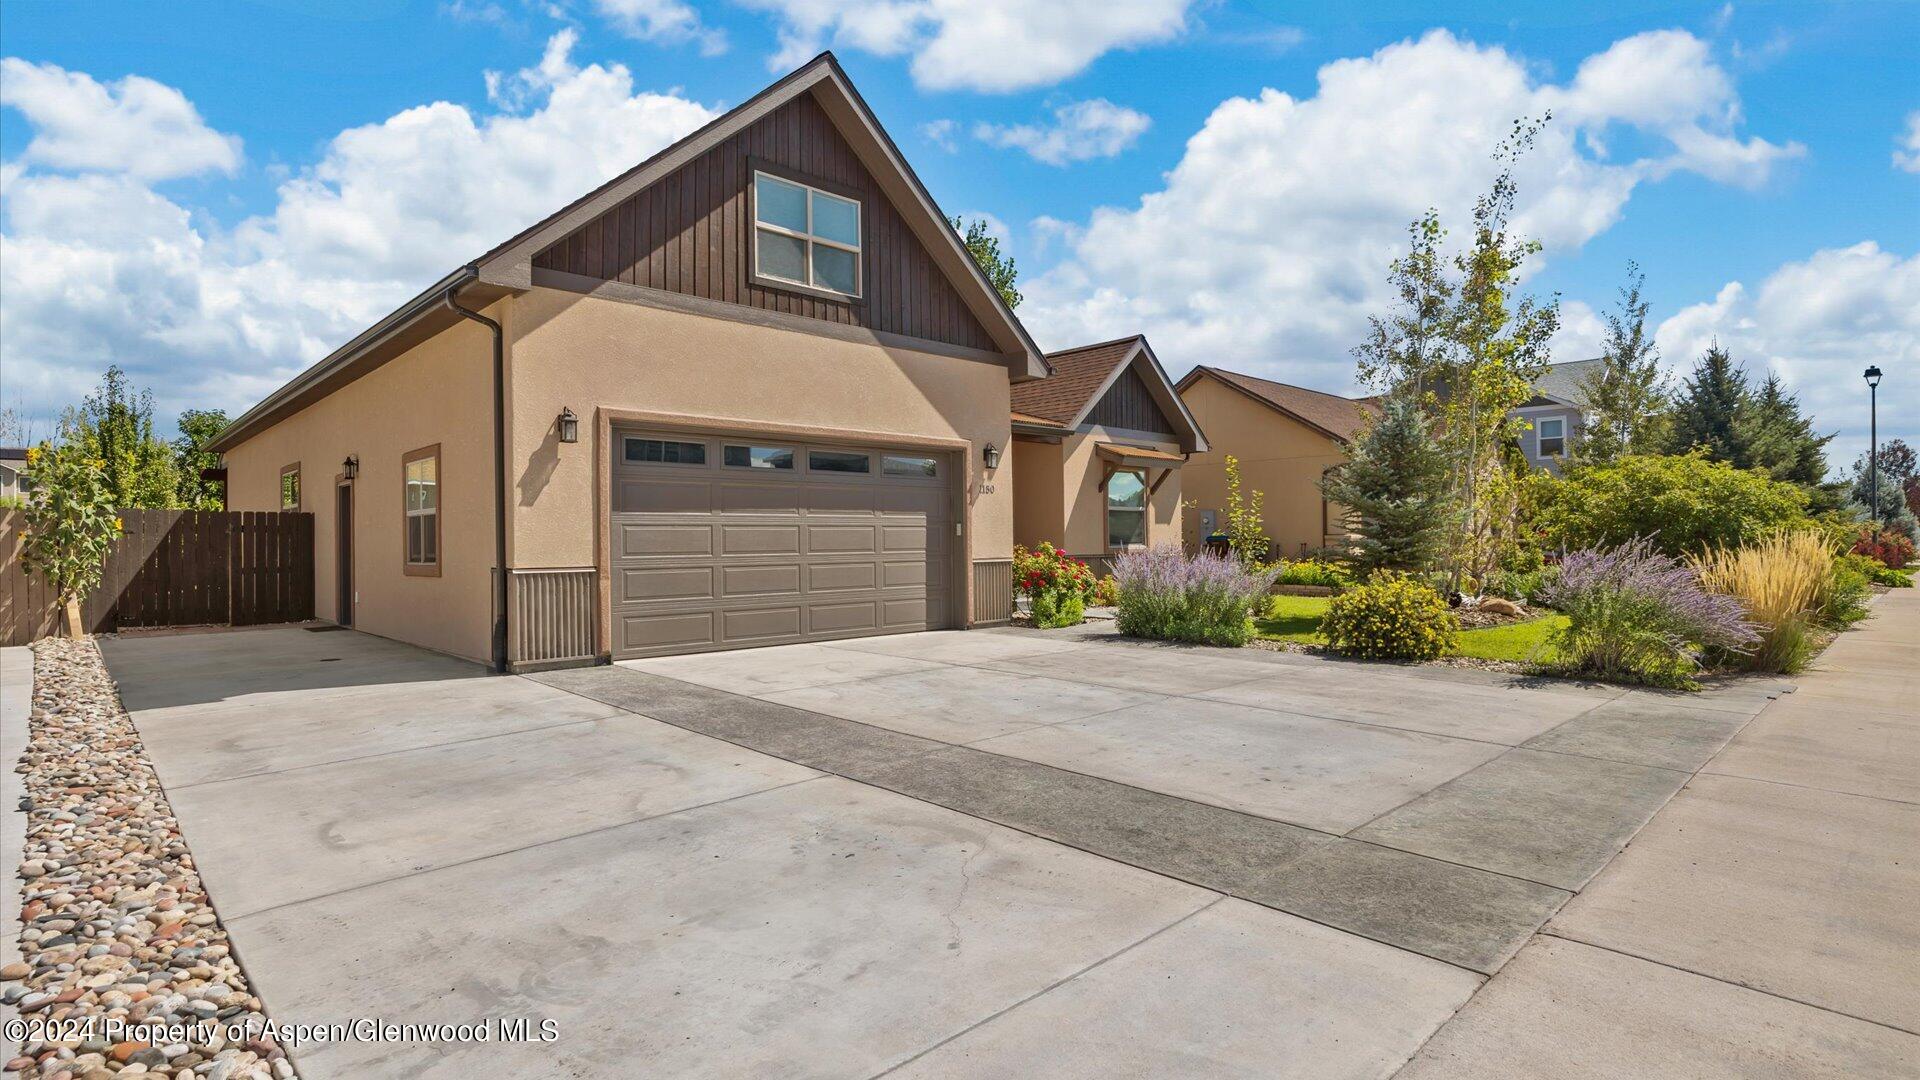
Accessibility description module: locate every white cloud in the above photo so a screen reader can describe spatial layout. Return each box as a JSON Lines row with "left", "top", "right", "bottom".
{"left": 920, "top": 118, "right": 959, "bottom": 152}
{"left": 735, "top": 0, "right": 1194, "bottom": 91}
{"left": 1549, "top": 300, "right": 1608, "bottom": 363}
{"left": 0, "top": 58, "right": 242, "bottom": 180}
{"left": 974, "top": 99, "right": 1150, "bottom": 165}
{"left": 1018, "top": 28, "right": 1798, "bottom": 396}
{"left": 1656, "top": 243, "right": 1919, "bottom": 468}
{"left": 1895, "top": 110, "right": 1920, "bottom": 173}
{"left": 0, "top": 35, "right": 716, "bottom": 427}
{"left": 594, "top": 0, "right": 727, "bottom": 55}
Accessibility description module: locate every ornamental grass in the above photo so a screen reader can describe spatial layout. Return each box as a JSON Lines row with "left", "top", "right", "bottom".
{"left": 1692, "top": 530, "right": 1833, "bottom": 674}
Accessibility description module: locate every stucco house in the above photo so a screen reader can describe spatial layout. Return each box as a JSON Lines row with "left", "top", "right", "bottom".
{"left": 1009, "top": 336, "right": 1206, "bottom": 574}
{"left": 1515, "top": 357, "right": 1602, "bottom": 471}
{"left": 0, "top": 449, "right": 25, "bottom": 501}
{"left": 1174, "top": 367, "right": 1380, "bottom": 559}
{"left": 208, "top": 53, "right": 1050, "bottom": 671}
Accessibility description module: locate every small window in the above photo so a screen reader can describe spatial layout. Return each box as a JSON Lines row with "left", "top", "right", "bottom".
{"left": 808, "top": 450, "right": 869, "bottom": 474}
{"left": 754, "top": 172, "right": 862, "bottom": 298}
{"left": 625, "top": 438, "right": 706, "bottom": 465}
{"left": 723, "top": 445, "right": 795, "bottom": 470}
{"left": 403, "top": 446, "right": 440, "bottom": 576}
{"left": 1537, "top": 417, "right": 1566, "bottom": 457}
{"left": 280, "top": 464, "right": 300, "bottom": 511}
{"left": 882, "top": 454, "right": 938, "bottom": 478}
{"left": 1107, "top": 470, "right": 1148, "bottom": 550}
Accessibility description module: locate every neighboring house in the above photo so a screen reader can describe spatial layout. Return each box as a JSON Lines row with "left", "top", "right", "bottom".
{"left": 1009, "top": 336, "right": 1207, "bottom": 574}
{"left": 0, "top": 449, "right": 25, "bottom": 501}
{"left": 1174, "top": 367, "right": 1380, "bottom": 559}
{"left": 207, "top": 53, "right": 1049, "bottom": 670}
{"left": 1515, "top": 357, "right": 1603, "bottom": 471}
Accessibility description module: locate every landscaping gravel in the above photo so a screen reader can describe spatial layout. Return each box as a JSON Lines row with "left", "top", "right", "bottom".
{"left": 5, "top": 638, "right": 294, "bottom": 1080}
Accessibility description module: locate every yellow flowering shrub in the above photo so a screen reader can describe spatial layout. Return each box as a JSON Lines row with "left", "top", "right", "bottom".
{"left": 1321, "top": 572, "right": 1459, "bottom": 660}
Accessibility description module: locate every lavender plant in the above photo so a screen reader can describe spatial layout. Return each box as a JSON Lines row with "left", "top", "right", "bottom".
{"left": 1113, "top": 546, "right": 1280, "bottom": 646}
{"left": 1542, "top": 538, "right": 1757, "bottom": 687}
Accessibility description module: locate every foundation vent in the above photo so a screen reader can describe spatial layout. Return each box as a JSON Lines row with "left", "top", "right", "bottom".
{"left": 971, "top": 560, "right": 1014, "bottom": 626}
{"left": 510, "top": 567, "right": 598, "bottom": 668}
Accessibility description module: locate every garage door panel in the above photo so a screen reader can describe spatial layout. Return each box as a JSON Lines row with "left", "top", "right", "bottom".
{"left": 722, "top": 607, "right": 803, "bottom": 642}
{"left": 620, "top": 566, "right": 714, "bottom": 603}
{"left": 722, "top": 524, "right": 802, "bottom": 555}
{"left": 612, "top": 428, "right": 955, "bottom": 659}
{"left": 621, "top": 523, "right": 712, "bottom": 557}
{"left": 721, "top": 564, "right": 803, "bottom": 599}
{"left": 809, "top": 563, "right": 879, "bottom": 592}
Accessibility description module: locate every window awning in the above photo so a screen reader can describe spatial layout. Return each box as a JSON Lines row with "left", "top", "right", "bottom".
{"left": 1095, "top": 443, "right": 1187, "bottom": 469}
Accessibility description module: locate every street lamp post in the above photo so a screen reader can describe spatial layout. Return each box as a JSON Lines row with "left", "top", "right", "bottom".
{"left": 1865, "top": 366, "right": 1883, "bottom": 530}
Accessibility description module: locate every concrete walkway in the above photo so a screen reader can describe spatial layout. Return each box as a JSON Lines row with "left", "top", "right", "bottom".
{"left": 1400, "top": 588, "right": 1920, "bottom": 1076}
{"left": 1, "top": 646, "right": 30, "bottom": 1039}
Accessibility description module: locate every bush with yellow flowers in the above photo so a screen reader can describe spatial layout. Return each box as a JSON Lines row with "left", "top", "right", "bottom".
{"left": 19, "top": 443, "right": 124, "bottom": 637}
{"left": 1320, "top": 571, "right": 1459, "bottom": 660}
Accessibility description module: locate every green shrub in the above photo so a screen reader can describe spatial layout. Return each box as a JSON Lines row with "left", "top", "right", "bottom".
{"left": 1543, "top": 540, "right": 1757, "bottom": 688}
{"left": 1482, "top": 566, "right": 1555, "bottom": 604}
{"left": 1273, "top": 558, "right": 1354, "bottom": 589}
{"left": 1090, "top": 574, "right": 1120, "bottom": 607}
{"left": 1320, "top": 573, "right": 1459, "bottom": 660}
{"left": 1014, "top": 542, "right": 1096, "bottom": 629}
{"left": 1533, "top": 452, "right": 1810, "bottom": 557}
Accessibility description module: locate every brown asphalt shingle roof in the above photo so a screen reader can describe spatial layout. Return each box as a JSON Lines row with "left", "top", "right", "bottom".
{"left": 1010, "top": 337, "right": 1142, "bottom": 424}
{"left": 1185, "top": 366, "right": 1380, "bottom": 443}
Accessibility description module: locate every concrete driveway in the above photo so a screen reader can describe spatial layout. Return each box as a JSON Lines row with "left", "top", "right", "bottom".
{"left": 94, "top": 620, "right": 1807, "bottom": 1078}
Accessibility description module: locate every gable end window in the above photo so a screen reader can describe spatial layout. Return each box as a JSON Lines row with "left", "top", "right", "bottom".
{"left": 280, "top": 464, "right": 301, "bottom": 511}
{"left": 753, "top": 171, "right": 862, "bottom": 298}
{"left": 403, "top": 445, "right": 441, "bottom": 577}
{"left": 1537, "top": 417, "right": 1566, "bottom": 457}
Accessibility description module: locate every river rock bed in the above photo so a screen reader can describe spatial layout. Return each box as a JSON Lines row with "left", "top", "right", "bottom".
{"left": 5, "top": 638, "right": 294, "bottom": 1079}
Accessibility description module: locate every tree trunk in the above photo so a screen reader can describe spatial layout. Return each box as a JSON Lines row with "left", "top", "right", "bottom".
{"left": 63, "top": 596, "right": 84, "bottom": 639}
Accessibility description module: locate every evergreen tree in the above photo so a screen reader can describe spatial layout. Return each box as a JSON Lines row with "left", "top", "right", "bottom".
{"left": 1849, "top": 439, "right": 1919, "bottom": 535}
{"left": 1573, "top": 263, "right": 1670, "bottom": 462}
{"left": 173, "top": 408, "right": 230, "bottom": 509}
{"left": 1739, "top": 374, "right": 1840, "bottom": 508}
{"left": 1319, "top": 394, "right": 1456, "bottom": 574}
{"left": 951, "top": 216, "right": 1021, "bottom": 310}
{"left": 1666, "top": 344, "right": 1748, "bottom": 463}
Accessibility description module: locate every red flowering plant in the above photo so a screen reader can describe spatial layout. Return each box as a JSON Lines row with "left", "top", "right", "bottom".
{"left": 1853, "top": 527, "right": 1915, "bottom": 570}
{"left": 1011, "top": 542, "right": 1096, "bottom": 628}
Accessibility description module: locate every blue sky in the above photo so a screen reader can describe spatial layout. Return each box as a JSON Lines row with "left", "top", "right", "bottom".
{"left": 2, "top": 0, "right": 1914, "bottom": 467}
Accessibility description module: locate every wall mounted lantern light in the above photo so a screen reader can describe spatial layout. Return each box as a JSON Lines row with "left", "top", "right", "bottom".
{"left": 558, "top": 407, "right": 579, "bottom": 444}
{"left": 342, "top": 454, "right": 358, "bottom": 481}
{"left": 982, "top": 442, "right": 1001, "bottom": 470}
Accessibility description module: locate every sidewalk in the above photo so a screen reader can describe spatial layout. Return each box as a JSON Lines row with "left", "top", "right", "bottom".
{"left": 1401, "top": 588, "right": 1920, "bottom": 1076}
{"left": 1, "top": 646, "right": 31, "bottom": 1041}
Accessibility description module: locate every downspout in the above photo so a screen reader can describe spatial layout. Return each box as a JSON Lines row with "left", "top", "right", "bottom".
{"left": 444, "top": 270, "right": 511, "bottom": 674}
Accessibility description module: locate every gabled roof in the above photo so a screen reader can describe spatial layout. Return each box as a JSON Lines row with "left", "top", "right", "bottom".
{"left": 211, "top": 52, "right": 1043, "bottom": 455}
{"left": 1527, "top": 357, "right": 1606, "bottom": 408}
{"left": 1175, "top": 366, "right": 1380, "bottom": 445}
{"left": 1012, "top": 336, "right": 1208, "bottom": 453}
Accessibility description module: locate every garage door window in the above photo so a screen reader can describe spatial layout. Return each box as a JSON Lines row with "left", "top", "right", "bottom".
{"left": 625, "top": 438, "right": 706, "bottom": 465}
{"left": 723, "top": 445, "right": 794, "bottom": 470}
{"left": 882, "top": 454, "right": 938, "bottom": 478}
{"left": 808, "top": 450, "right": 870, "bottom": 474}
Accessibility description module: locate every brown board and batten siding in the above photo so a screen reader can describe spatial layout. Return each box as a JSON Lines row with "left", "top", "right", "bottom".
{"left": 532, "top": 90, "right": 996, "bottom": 353}
{"left": 1087, "top": 365, "right": 1177, "bottom": 436}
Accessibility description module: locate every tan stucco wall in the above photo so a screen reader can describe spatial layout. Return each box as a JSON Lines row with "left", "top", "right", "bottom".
{"left": 504, "top": 285, "right": 1015, "bottom": 575}
{"left": 223, "top": 309, "right": 500, "bottom": 664}
{"left": 1010, "top": 427, "right": 1181, "bottom": 561}
{"left": 1177, "top": 377, "right": 1352, "bottom": 559}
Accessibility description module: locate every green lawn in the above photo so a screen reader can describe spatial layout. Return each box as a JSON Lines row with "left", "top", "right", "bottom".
{"left": 1252, "top": 595, "right": 1567, "bottom": 663}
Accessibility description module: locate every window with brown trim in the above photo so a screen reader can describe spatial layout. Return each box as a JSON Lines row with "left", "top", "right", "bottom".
{"left": 753, "top": 170, "right": 862, "bottom": 298}
{"left": 280, "top": 463, "right": 301, "bottom": 511}
{"left": 1106, "top": 469, "right": 1148, "bottom": 551}
{"left": 403, "top": 445, "right": 441, "bottom": 577}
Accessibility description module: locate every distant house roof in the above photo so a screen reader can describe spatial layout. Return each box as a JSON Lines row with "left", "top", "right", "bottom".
{"left": 1530, "top": 357, "right": 1606, "bottom": 407}
{"left": 1010, "top": 335, "right": 1208, "bottom": 453}
{"left": 1175, "top": 366, "right": 1381, "bottom": 445}
{"left": 0, "top": 448, "right": 26, "bottom": 461}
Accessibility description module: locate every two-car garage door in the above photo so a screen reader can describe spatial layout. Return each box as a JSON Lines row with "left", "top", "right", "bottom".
{"left": 610, "top": 428, "right": 956, "bottom": 659}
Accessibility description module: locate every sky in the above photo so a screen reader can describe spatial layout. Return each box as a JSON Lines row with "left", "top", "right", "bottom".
{"left": 1, "top": 0, "right": 1914, "bottom": 470}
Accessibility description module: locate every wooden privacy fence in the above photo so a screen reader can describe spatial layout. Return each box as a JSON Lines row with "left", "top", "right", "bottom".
{"left": 0, "top": 509, "right": 314, "bottom": 645}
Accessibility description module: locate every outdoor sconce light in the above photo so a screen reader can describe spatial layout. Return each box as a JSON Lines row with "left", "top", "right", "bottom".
{"left": 558, "top": 407, "right": 579, "bottom": 444}
{"left": 342, "top": 455, "right": 358, "bottom": 481}
{"left": 982, "top": 442, "right": 1001, "bottom": 470}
